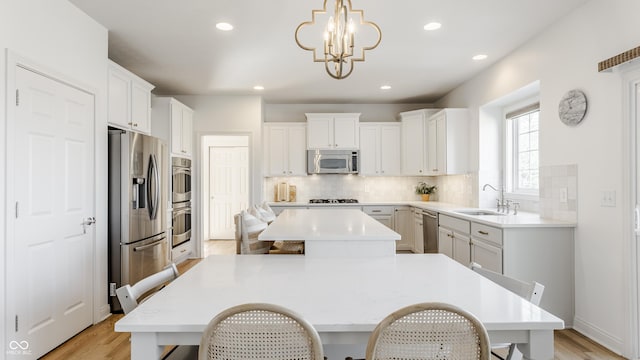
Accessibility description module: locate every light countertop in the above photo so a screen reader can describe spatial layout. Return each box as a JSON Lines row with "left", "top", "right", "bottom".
{"left": 259, "top": 208, "right": 401, "bottom": 241}
{"left": 269, "top": 201, "right": 576, "bottom": 229}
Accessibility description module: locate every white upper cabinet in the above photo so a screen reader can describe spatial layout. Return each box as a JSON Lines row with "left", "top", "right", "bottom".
{"left": 359, "top": 123, "right": 401, "bottom": 176}
{"left": 306, "top": 113, "right": 359, "bottom": 149}
{"left": 400, "top": 109, "right": 438, "bottom": 175}
{"left": 152, "top": 97, "right": 194, "bottom": 157}
{"left": 265, "top": 123, "right": 307, "bottom": 176}
{"left": 427, "top": 109, "right": 469, "bottom": 175}
{"left": 108, "top": 60, "right": 154, "bottom": 134}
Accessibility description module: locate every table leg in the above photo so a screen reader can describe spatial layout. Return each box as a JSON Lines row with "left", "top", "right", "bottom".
{"left": 517, "top": 330, "right": 554, "bottom": 360}
{"left": 130, "top": 332, "right": 164, "bottom": 360}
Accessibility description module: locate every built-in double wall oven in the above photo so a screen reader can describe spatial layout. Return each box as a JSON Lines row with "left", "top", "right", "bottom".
{"left": 172, "top": 157, "right": 191, "bottom": 248}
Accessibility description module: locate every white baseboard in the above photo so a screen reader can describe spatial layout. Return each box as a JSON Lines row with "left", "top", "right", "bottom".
{"left": 573, "top": 316, "right": 624, "bottom": 357}
{"left": 97, "top": 304, "right": 112, "bottom": 323}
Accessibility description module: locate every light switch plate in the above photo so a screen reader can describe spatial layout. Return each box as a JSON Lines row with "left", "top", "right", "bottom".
{"left": 601, "top": 190, "right": 616, "bottom": 207}
{"left": 560, "top": 188, "right": 568, "bottom": 203}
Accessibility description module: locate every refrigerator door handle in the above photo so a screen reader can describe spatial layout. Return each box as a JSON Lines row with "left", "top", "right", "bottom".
{"left": 133, "top": 237, "right": 166, "bottom": 252}
{"left": 147, "top": 154, "right": 160, "bottom": 220}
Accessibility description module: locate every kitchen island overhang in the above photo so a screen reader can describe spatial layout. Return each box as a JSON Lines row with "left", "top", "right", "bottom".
{"left": 258, "top": 208, "right": 401, "bottom": 257}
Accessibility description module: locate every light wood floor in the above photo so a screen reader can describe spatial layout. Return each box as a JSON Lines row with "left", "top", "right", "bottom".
{"left": 41, "top": 258, "right": 626, "bottom": 360}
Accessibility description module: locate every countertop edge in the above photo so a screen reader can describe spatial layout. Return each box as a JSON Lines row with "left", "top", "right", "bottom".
{"left": 268, "top": 201, "right": 577, "bottom": 228}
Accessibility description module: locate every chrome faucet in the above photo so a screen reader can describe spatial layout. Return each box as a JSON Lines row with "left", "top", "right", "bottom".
{"left": 482, "top": 183, "right": 507, "bottom": 213}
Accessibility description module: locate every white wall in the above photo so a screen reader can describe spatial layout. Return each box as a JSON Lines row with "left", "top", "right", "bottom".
{"left": 0, "top": 0, "right": 108, "bottom": 354}
{"left": 174, "top": 95, "right": 263, "bottom": 254}
{"left": 435, "top": 0, "right": 640, "bottom": 355}
{"left": 265, "top": 103, "right": 432, "bottom": 123}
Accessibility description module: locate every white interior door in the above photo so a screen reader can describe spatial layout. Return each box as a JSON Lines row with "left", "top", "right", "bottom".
{"left": 209, "top": 146, "right": 248, "bottom": 239}
{"left": 7, "top": 66, "right": 95, "bottom": 358}
{"left": 636, "top": 82, "right": 640, "bottom": 357}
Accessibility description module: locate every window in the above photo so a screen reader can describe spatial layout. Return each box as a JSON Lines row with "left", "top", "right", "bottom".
{"left": 505, "top": 103, "right": 539, "bottom": 195}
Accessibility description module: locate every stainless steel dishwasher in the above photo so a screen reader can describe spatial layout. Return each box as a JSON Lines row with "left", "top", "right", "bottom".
{"left": 422, "top": 209, "right": 438, "bottom": 253}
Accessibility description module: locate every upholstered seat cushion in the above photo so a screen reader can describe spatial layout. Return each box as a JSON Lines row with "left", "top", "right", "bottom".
{"left": 239, "top": 210, "right": 272, "bottom": 254}
{"left": 250, "top": 204, "right": 276, "bottom": 224}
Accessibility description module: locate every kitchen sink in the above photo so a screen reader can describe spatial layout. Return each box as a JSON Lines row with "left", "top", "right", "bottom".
{"left": 452, "top": 209, "right": 505, "bottom": 216}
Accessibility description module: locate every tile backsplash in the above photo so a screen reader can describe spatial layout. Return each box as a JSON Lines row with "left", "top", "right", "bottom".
{"left": 264, "top": 176, "right": 437, "bottom": 203}
{"left": 264, "top": 164, "right": 577, "bottom": 222}
{"left": 538, "top": 164, "right": 578, "bottom": 222}
{"left": 434, "top": 173, "right": 476, "bottom": 207}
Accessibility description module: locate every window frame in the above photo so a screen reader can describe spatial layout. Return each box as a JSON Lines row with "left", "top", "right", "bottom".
{"left": 504, "top": 98, "right": 540, "bottom": 199}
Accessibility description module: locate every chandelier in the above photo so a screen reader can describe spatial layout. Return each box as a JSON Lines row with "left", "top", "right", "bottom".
{"left": 295, "top": 0, "right": 382, "bottom": 80}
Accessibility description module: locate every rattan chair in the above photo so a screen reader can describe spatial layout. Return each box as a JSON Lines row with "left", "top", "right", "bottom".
{"left": 198, "top": 303, "right": 324, "bottom": 360}
{"left": 470, "top": 262, "right": 545, "bottom": 360}
{"left": 365, "top": 302, "right": 491, "bottom": 360}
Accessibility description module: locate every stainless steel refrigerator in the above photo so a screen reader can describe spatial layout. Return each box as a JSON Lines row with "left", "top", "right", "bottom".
{"left": 108, "top": 129, "right": 169, "bottom": 311}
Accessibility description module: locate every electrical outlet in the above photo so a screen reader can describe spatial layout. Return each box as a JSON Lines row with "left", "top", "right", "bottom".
{"left": 601, "top": 190, "right": 616, "bottom": 207}
{"left": 559, "top": 188, "right": 568, "bottom": 203}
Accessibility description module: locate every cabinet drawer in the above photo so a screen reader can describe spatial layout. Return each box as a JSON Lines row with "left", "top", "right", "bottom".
{"left": 363, "top": 206, "right": 394, "bottom": 215}
{"left": 439, "top": 214, "right": 470, "bottom": 234}
{"left": 471, "top": 222, "right": 502, "bottom": 246}
{"left": 171, "top": 241, "right": 192, "bottom": 263}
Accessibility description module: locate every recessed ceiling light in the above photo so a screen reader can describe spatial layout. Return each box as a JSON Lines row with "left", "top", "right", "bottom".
{"left": 253, "top": 85, "right": 264, "bottom": 91}
{"left": 472, "top": 54, "right": 488, "bottom": 61}
{"left": 216, "top": 22, "right": 234, "bottom": 31}
{"left": 423, "top": 22, "right": 442, "bottom": 31}
{"left": 380, "top": 85, "right": 391, "bottom": 90}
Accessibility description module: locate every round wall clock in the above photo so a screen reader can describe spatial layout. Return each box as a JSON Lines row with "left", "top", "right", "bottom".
{"left": 558, "top": 89, "right": 588, "bottom": 126}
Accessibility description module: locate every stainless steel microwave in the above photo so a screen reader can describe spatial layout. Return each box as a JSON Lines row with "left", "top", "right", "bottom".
{"left": 307, "top": 150, "right": 359, "bottom": 174}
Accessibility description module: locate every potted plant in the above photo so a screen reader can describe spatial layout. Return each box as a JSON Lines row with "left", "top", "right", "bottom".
{"left": 415, "top": 182, "right": 437, "bottom": 201}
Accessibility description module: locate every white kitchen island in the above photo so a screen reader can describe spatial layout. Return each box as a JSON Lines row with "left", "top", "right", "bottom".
{"left": 258, "top": 208, "right": 401, "bottom": 257}
{"left": 115, "top": 254, "right": 564, "bottom": 360}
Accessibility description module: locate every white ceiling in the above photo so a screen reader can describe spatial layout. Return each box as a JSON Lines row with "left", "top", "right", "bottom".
{"left": 69, "top": 0, "right": 588, "bottom": 104}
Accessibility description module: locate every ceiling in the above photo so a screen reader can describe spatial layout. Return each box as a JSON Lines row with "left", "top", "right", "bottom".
{"left": 69, "top": 0, "right": 588, "bottom": 104}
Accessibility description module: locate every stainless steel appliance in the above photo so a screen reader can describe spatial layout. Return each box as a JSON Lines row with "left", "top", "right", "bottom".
{"left": 172, "top": 157, "right": 191, "bottom": 203}
{"left": 108, "top": 129, "right": 169, "bottom": 311}
{"left": 171, "top": 156, "right": 191, "bottom": 248}
{"left": 422, "top": 209, "right": 438, "bottom": 253}
{"left": 171, "top": 201, "right": 192, "bottom": 247}
{"left": 307, "top": 149, "right": 359, "bottom": 174}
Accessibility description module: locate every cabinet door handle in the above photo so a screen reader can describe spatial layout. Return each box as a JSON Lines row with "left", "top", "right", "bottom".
{"left": 478, "top": 230, "right": 489, "bottom": 235}
{"left": 372, "top": 210, "right": 381, "bottom": 213}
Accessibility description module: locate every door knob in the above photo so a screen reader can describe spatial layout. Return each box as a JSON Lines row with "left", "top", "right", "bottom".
{"left": 81, "top": 217, "right": 96, "bottom": 234}
{"left": 81, "top": 217, "right": 96, "bottom": 225}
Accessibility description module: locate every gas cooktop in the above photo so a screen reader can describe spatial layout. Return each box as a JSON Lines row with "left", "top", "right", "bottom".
{"left": 309, "top": 199, "right": 359, "bottom": 204}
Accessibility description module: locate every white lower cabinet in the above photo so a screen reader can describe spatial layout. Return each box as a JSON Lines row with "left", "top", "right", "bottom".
{"left": 438, "top": 212, "right": 575, "bottom": 326}
{"left": 393, "top": 206, "right": 413, "bottom": 252}
{"left": 438, "top": 214, "right": 471, "bottom": 266}
{"left": 363, "top": 206, "right": 394, "bottom": 229}
{"left": 470, "top": 239, "right": 502, "bottom": 273}
{"left": 171, "top": 240, "right": 192, "bottom": 264}
{"left": 470, "top": 222, "right": 503, "bottom": 273}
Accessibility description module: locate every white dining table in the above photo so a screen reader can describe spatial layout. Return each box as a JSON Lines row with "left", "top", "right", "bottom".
{"left": 258, "top": 208, "right": 401, "bottom": 257}
{"left": 115, "top": 254, "right": 564, "bottom": 360}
